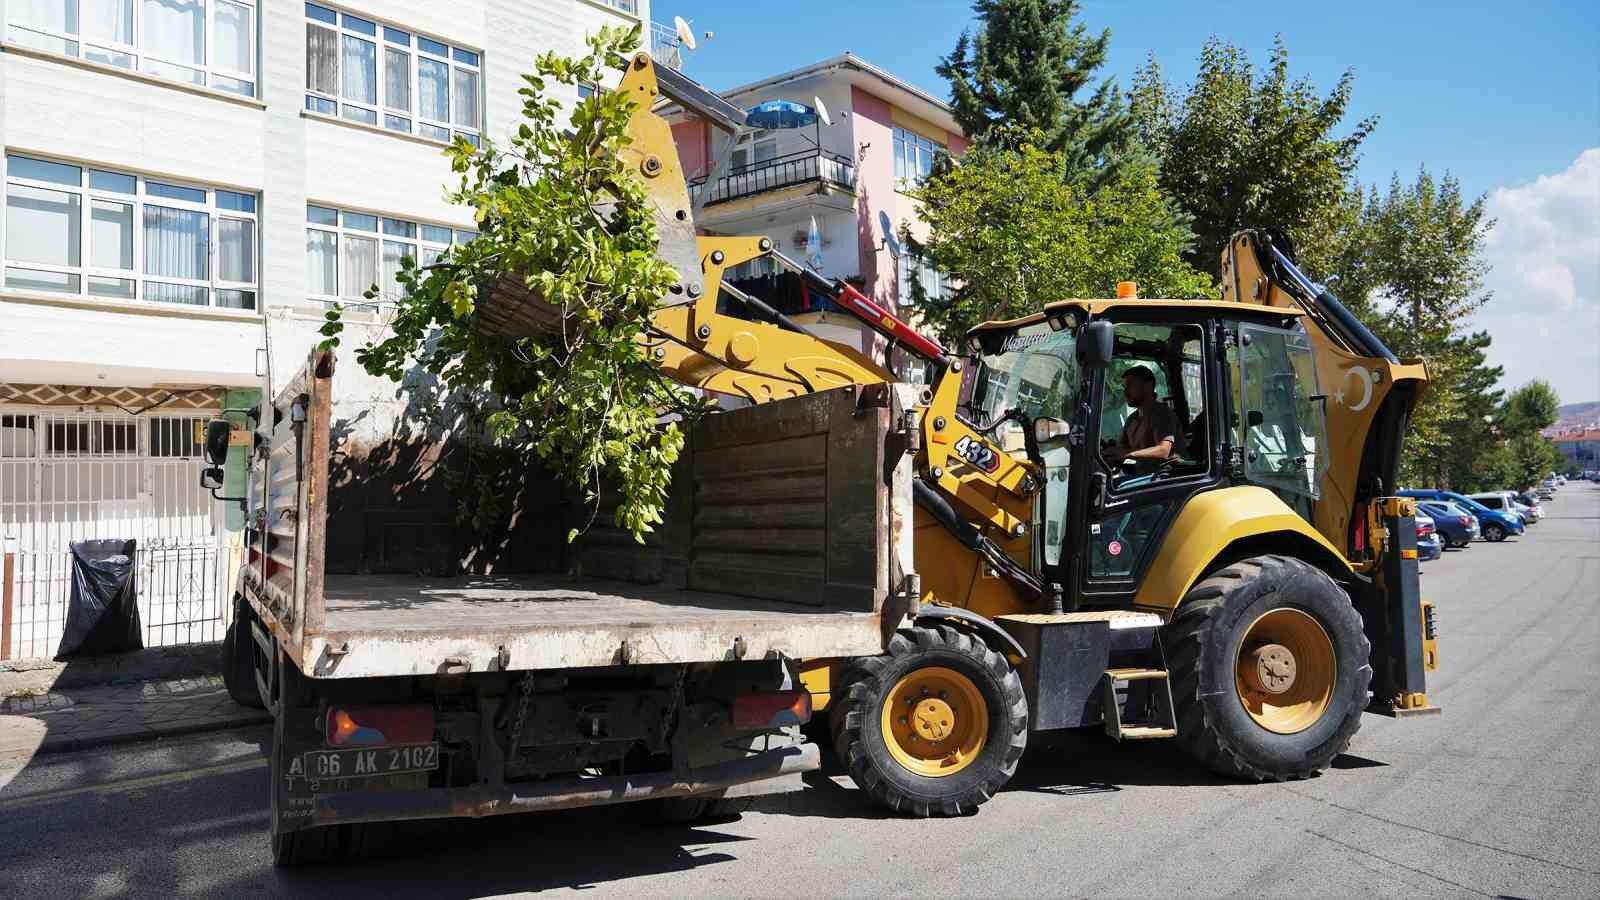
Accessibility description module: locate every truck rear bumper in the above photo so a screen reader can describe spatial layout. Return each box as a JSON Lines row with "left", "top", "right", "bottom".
{"left": 303, "top": 742, "right": 819, "bottom": 827}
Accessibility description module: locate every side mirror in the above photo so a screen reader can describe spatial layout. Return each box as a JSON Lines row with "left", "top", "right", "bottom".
{"left": 199, "top": 466, "right": 225, "bottom": 491}
{"left": 1033, "top": 417, "right": 1071, "bottom": 446}
{"left": 1080, "top": 320, "right": 1114, "bottom": 368}
{"left": 203, "top": 418, "right": 232, "bottom": 465}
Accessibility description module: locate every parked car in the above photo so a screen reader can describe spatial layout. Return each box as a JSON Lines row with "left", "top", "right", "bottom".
{"left": 1513, "top": 491, "right": 1547, "bottom": 520}
{"left": 1397, "top": 490, "right": 1524, "bottom": 542}
{"left": 1468, "top": 491, "right": 1537, "bottom": 526}
{"left": 1415, "top": 514, "right": 1444, "bottom": 561}
{"left": 1536, "top": 484, "right": 1556, "bottom": 500}
{"left": 1417, "top": 500, "right": 1479, "bottom": 548}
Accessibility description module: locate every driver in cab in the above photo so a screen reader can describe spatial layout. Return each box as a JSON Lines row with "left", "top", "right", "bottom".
{"left": 1103, "top": 366, "right": 1183, "bottom": 473}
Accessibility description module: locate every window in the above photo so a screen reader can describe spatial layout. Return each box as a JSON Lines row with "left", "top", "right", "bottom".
{"left": 305, "top": 3, "right": 481, "bottom": 146}
{"left": 897, "top": 253, "right": 949, "bottom": 307}
{"left": 893, "top": 126, "right": 943, "bottom": 188}
{"left": 4, "top": 154, "right": 258, "bottom": 309}
{"left": 305, "top": 203, "right": 473, "bottom": 310}
{"left": 6, "top": 0, "right": 257, "bottom": 97}
{"left": 730, "top": 131, "right": 777, "bottom": 173}
{"left": 1236, "top": 322, "right": 1327, "bottom": 500}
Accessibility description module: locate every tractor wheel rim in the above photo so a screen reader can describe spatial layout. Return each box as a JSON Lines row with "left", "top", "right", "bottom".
{"left": 880, "top": 666, "right": 988, "bottom": 777}
{"left": 1234, "top": 608, "right": 1336, "bottom": 735}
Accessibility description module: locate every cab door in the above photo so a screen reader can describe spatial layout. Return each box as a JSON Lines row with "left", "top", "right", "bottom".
{"left": 1069, "top": 317, "right": 1222, "bottom": 607}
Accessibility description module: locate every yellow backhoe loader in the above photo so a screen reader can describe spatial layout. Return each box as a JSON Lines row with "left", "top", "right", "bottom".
{"left": 476, "top": 51, "right": 1442, "bottom": 815}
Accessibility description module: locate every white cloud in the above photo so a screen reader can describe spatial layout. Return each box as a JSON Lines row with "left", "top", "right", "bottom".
{"left": 1472, "top": 149, "right": 1600, "bottom": 404}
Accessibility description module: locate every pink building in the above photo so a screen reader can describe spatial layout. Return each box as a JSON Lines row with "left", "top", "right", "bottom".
{"left": 667, "top": 54, "right": 967, "bottom": 373}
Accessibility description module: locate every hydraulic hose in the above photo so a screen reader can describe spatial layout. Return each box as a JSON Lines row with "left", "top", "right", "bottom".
{"left": 912, "top": 479, "right": 1047, "bottom": 602}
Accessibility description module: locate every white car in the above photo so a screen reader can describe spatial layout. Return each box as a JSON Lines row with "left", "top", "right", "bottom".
{"left": 1468, "top": 491, "right": 1535, "bottom": 526}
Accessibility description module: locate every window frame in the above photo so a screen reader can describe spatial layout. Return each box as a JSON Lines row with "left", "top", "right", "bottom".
{"left": 304, "top": 202, "right": 472, "bottom": 312}
{"left": 3, "top": 152, "right": 259, "bottom": 312}
{"left": 4, "top": 0, "right": 259, "bottom": 98}
{"left": 304, "top": 3, "right": 482, "bottom": 146}
{"left": 893, "top": 125, "right": 944, "bottom": 189}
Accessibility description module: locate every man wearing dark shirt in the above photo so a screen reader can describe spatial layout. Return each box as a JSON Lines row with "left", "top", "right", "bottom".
{"left": 1104, "top": 366, "right": 1182, "bottom": 472}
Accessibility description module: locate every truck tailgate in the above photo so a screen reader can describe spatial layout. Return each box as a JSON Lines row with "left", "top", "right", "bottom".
{"left": 309, "top": 573, "right": 884, "bottom": 676}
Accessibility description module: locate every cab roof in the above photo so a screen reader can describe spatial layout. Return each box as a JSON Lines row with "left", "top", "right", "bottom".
{"left": 966, "top": 298, "right": 1304, "bottom": 337}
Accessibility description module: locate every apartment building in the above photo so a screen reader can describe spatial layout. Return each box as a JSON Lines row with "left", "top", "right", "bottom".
{"left": 0, "top": 0, "right": 647, "bottom": 656}
{"left": 667, "top": 53, "right": 967, "bottom": 369}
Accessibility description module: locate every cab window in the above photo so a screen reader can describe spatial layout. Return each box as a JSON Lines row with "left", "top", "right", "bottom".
{"left": 1236, "top": 322, "right": 1328, "bottom": 500}
{"left": 1096, "top": 323, "right": 1208, "bottom": 491}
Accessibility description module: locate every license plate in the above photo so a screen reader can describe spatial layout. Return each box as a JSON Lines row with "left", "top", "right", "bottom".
{"left": 303, "top": 743, "right": 439, "bottom": 779}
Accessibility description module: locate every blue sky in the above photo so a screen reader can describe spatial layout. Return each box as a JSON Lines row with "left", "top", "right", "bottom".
{"left": 655, "top": 0, "right": 1599, "bottom": 401}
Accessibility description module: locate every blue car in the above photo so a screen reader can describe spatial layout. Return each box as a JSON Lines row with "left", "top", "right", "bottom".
{"left": 1415, "top": 514, "right": 1444, "bottom": 561}
{"left": 1416, "top": 500, "right": 1479, "bottom": 549}
{"left": 1399, "top": 489, "right": 1523, "bottom": 542}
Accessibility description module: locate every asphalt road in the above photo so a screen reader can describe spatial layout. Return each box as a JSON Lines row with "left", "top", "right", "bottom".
{"left": 2, "top": 487, "right": 1596, "bottom": 899}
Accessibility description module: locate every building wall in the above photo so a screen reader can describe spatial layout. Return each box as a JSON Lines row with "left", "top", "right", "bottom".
{"left": 850, "top": 85, "right": 895, "bottom": 308}
{"left": 1, "top": 0, "right": 645, "bottom": 395}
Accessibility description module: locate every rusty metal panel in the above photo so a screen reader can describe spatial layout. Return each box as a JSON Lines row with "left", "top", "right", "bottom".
{"left": 682, "top": 388, "right": 890, "bottom": 612}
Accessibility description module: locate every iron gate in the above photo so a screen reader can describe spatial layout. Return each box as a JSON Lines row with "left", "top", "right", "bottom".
{"left": 1, "top": 411, "right": 231, "bottom": 659}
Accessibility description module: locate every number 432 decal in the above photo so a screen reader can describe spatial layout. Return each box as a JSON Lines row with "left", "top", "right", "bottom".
{"left": 952, "top": 435, "right": 1001, "bottom": 473}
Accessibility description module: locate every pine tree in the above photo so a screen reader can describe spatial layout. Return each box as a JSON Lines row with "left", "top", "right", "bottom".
{"left": 1131, "top": 38, "right": 1375, "bottom": 279}
{"left": 938, "top": 0, "right": 1136, "bottom": 184}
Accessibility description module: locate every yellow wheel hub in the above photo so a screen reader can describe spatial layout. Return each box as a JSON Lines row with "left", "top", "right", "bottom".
{"left": 1235, "top": 608, "right": 1336, "bottom": 734}
{"left": 880, "top": 667, "right": 988, "bottom": 777}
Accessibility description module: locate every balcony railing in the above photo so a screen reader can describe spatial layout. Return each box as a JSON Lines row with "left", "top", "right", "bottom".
{"left": 650, "top": 21, "right": 683, "bottom": 70}
{"left": 689, "top": 149, "right": 857, "bottom": 207}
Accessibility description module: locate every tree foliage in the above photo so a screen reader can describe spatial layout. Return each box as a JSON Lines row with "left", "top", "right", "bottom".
{"left": 938, "top": 0, "right": 1136, "bottom": 183}
{"left": 903, "top": 133, "right": 1213, "bottom": 343}
{"left": 320, "top": 28, "right": 696, "bottom": 542}
{"left": 1500, "top": 381, "right": 1564, "bottom": 489}
{"left": 1131, "top": 38, "right": 1375, "bottom": 278}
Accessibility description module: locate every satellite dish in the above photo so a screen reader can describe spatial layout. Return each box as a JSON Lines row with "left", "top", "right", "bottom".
{"left": 813, "top": 95, "right": 832, "bottom": 128}
{"left": 878, "top": 211, "right": 902, "bottom": 258}
{"left": 674, "top": 16, "right": 696, "bottom": 51}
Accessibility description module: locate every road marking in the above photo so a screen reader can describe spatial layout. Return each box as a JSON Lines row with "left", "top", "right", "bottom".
{"left": 0, "top": 756, "right": 266, "bottom": 812}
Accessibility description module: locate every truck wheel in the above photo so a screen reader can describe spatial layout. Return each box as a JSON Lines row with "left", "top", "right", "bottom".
{"left": 1165, "top": 555, "right": 1371, "bottom": 782}
{"left": 832, "top": 624, "right": 1027, "bottom": 817}
{"left": 222, "top": 599, "right": 264, "bottom": 709}
{"left": 1482, "top": 522, "right": 1507, "bottom": 542}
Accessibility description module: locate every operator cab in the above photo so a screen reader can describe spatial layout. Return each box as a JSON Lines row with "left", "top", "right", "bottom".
{"left": 966, "top": 298, "right": 1330, "bottom": 608}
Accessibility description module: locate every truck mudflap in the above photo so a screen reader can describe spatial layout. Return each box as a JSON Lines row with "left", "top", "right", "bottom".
{"left": 285, "top": 743, "right": 818, "bottom": 829}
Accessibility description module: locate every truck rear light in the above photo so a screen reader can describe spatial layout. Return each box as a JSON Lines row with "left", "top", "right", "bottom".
{"left": 325, "top": 704, "right": 434, "bottom": 747}
{"left": 733, "top": 691, "right": 812, "bottom": 730}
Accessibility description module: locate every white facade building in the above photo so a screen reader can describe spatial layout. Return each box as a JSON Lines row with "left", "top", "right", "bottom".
{"left": 0, "top": 0, "right": 647, "bottom": 656}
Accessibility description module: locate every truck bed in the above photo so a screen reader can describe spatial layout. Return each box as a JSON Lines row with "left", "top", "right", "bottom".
{"left": 243, "top": 350, "right": 913, "bottom": 681}
{"left": 306, "top": 573, "right": 885, "bottom": 677}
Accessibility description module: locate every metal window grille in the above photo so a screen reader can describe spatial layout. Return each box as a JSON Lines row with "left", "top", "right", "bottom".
{"left": 1, "top": 411, "right": 230, "bottom": 659}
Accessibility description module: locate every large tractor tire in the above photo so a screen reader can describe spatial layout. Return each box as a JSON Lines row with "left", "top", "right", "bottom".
{"left": 832, "top": 624, "right": 1027, "bottom": 817}
{"left": 1165, "top": 555, "right": 1370, "bottom": 782}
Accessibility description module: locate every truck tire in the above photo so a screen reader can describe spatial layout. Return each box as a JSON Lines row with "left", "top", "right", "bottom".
{"left": 222, "top": 599, "right": 264, "bottom": 709}
{"left": 1482, "top": 522, "right": 1507, "bottom": 542}
{"left": 637, "top": 795, "right": 750, "bottom": 825}
{"left": 831, "top": 624, "right": 1027, "bottom": 817}
{"left": 1165, "top": 555, "right": 1371, "bottom": 782}
{"left": 269, "top": 718, "right": 338, "bottom": 865}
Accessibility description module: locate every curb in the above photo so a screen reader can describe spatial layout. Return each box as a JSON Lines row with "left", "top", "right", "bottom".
{"left": 34, "top": 710, "right": 273, "bottom": 756}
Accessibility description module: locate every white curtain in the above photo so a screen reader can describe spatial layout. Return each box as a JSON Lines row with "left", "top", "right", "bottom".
{"left": 382, "top": 240, "right": 411, "bottom": 300}
{"left": 81, "top": 0, "right": 132, "bottom": 43}
{"left": 384, "top": 48, "right": 410, "bottom": 111}
{"left": 212, "top": 0, "right": 250, "bottom": 74}
{"left": 452, "top": 68, "right": 478, "bottom": 129}
{"left": 306, "top": 229, "right": 337, "bottom": 295}
{"left": 6, "top": 185, "right": 81, "bottom": 266}
{"left": 217, "top": 218, "right": 253, "bottom": 283}
{"left": 342, "top": 35, "right": 376, "bottom": 104}
{"left": 306, "top": 25, "right": 337, "bottom": 94}
{"left": 342, "top": 235, "right": 377, "bottom": 299}
{"left": 143, "top": 0, "right": 204, "bottom": 65}
{"left": 418, "top": 58, "right": 448, "bottom": 121}
{"left": 143, "top": 204, "right": 207, "bottom": 279}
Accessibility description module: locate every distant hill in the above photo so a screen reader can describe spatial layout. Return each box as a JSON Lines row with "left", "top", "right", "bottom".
{"left": 1551, "top": 401, "right": 1600, "bottom": 433}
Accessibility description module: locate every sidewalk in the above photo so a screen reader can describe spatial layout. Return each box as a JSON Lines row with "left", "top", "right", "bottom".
{"left": 0, "top": 643, "right": 271, "bottom": 760}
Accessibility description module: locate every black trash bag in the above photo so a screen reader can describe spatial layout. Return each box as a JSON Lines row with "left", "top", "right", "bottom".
{"left": 55, "top": 538, "right": 143, "bottom": 660}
